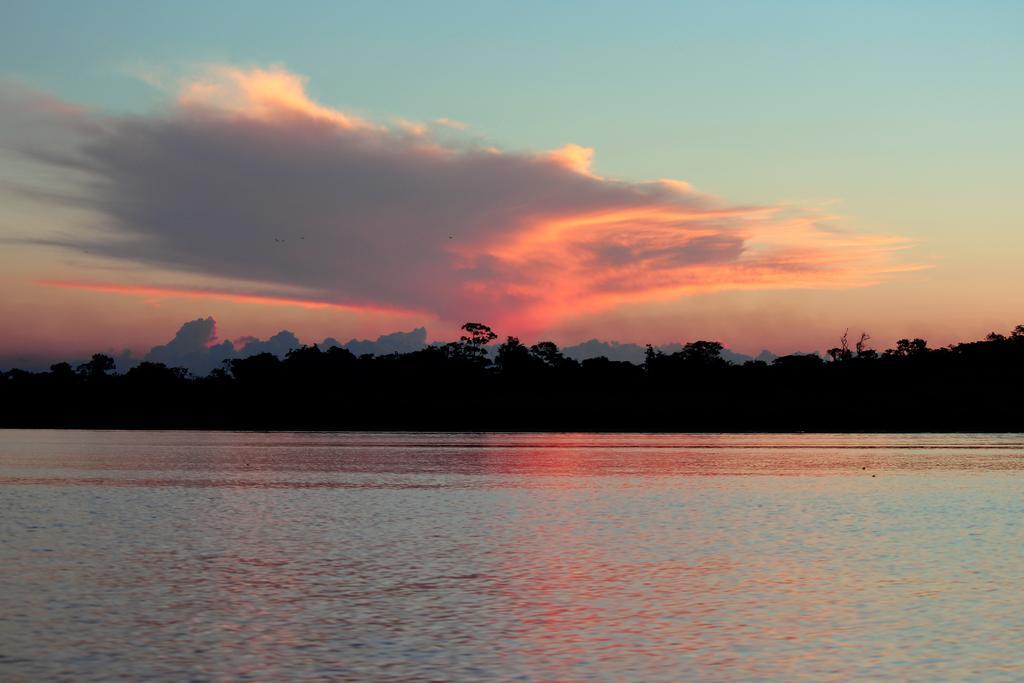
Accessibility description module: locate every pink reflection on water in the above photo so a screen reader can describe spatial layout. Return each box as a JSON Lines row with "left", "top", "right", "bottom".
{"left": 6, "top": 431, "right": 1024, "bottom": 680}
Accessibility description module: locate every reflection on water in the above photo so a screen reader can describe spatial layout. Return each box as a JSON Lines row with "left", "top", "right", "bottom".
{"left": 2, "top": 431, "right": 1024, "bottom": 681}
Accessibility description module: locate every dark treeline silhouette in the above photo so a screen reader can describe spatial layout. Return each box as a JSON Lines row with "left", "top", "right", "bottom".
{"left": 4, "top": 323, "right": 1024, "bottom": 431}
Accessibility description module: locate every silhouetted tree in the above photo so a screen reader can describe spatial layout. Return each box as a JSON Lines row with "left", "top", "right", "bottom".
{"left": 827, "top": 330, "right": 853, "bottom": 363}
{"left": 886, "top": 338, "right": 929, "bottom": 358}
{"left": 772, "top": 354, "right": 824, "bottom": 369}
{"left": 529, "top": 341, "right": 566, "bottom": 367}
{"left": 125, "top": 362, "right": 188, "bottom": 383}
{"left": 461, "top": 322, "right": 498, "bottom": 347}
{"left": 228, "top": 352, "right": 282, "bottom": 384}
{"left": 77, "top": 353, "right": 116, "bottom": 378}
{"left": 643, "top": 344, "right": 663, "bottom": 372}
{"left": 50, "top": 362, "right": 74, "bottom": 379}
{"left": 5, "top": 321, "right": 1024, "bottom": 431}
{"left": 855, "top": 332, "right": 877, "bottom": 360}
{"left": 448, "top": 322, "right": 498, "bottom": 365}
{"left": 495, "top": 336, "right": 532, "bottom": 373}
{"left": 680, "top": 341, "right": 727, "bottom": 366}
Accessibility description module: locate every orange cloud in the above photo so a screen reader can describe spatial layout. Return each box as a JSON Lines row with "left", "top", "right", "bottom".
{"left": 433, "top": 117, "right": 469, "bottom": 130}
{"left": 454, "top": 202, "right": 923, "bottom": 332}
{"left": 36, "top": 280, "right": 423, "bottom": 317}
{"left": 546, "top": 143, "right": 596, "bottom": 176}
{"left": 4, "top": 65, "right": 924, "bottom": 339}
{"left": 177, "top": 64, "right": 373, "bottom": 130}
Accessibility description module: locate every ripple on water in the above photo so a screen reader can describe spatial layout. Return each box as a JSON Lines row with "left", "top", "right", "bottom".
{"left": 2, "top": 430, "right": 1024, "bottom": 681}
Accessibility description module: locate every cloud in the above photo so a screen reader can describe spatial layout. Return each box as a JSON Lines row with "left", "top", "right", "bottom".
{"left": 560, "top": 338, "right": 768, "bottom": 365}
{"left": 35, "top": 280, "right": 417, "bottom": 316}
{"left": 144, "top": 316, "right": 235, "bottom": 375}
{"left": 433, "top": 117, "right": 469, "bottom": 131}
{"left": 134, "top": 317, "right": 428, "bottom": 374}
{"left": 561, "top": 339, "right": 651, "bottom": 364}
{"left": 335, "top": 328, "right": 427, "bottom": 357}
{"left": 143, "top": 317, "right": 305, "bottom": 373}
{"left": 234, "top": 330, "right": 300, "bottom": 358}
{"left": 139, "top": 321, "right": 783, "bottom": 375}
{"left": 2, "top": 65, "right": 922, "bottom": 336}
{"left": 547, "top": 143, "right": 596, "bottom": 176}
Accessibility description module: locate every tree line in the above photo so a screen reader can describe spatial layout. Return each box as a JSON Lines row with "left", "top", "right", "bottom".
{"left": 3, "top": 323, "right": 1024, "bottom": 431}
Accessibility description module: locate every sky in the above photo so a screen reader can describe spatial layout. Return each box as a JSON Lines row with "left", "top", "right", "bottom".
{"left": 1, "top": 1, "right": 1022, "bottom": 366}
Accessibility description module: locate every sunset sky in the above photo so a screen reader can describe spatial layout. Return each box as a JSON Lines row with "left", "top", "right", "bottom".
{"left": 1, "top": 1, "right": 1021, "bottom": 366}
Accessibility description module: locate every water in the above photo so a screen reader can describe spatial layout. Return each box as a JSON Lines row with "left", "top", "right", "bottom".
{"left": 3, "top": 431, "right": 1024, "bottom": 681}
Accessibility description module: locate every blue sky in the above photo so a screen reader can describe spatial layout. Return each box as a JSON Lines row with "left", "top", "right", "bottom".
{"left": 5, "top": 2, "right": 1021, "bottom": 224}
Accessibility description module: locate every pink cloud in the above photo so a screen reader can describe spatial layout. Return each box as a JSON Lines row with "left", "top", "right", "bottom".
{"left": 3, "top": 65, "right": 923, "bottom": 336}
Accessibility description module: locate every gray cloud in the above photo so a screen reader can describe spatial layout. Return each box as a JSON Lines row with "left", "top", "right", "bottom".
{"left": 135, "top": 317, "right": 428, "bottom": 375}
{"left": 16, "top": 99, "right": 682, "bottom": 319}
{"left": 144, "top": 317, "right": 235, "bottom": 375}
{"left": 0, "top": 66, "right": 914, "bottom": 334}
{"left": 333, "top": 328, "right": 427, "bottom": 357}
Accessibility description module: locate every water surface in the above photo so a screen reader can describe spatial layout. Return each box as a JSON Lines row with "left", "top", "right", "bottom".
{"left": 3, "top": 431, "right": 1024, "bottom": 681}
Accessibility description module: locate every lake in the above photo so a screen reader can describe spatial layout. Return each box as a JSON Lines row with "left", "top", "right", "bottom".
{"left": 3, "top": 431, "right": 1024, "bottom": 681}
